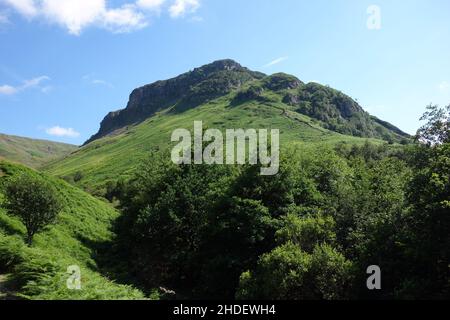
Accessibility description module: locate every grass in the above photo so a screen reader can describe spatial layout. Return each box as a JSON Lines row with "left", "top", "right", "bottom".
{"left": 0, "top": 134, "right": 77, "bottom": 169}
{"left": 0, "top": 160, "right": 150, "bottom": 300}
{"left": 43, "top": 93, "right": 386, "bottom": 193}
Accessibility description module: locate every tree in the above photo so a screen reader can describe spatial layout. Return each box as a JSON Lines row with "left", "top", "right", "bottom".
{"left": 116, "top": 153, "right": 233, "bottom": 292}
{"left": 275, "top": 210, "right": 336, "bottom": 253}
{"left": 236, "top": 242, "right": 354, "bottom": 300}
{"left": 401, "top": 142, "right": 450, "bottom": 298}
{"left": 4, "top": 174, "right": 62, "bottom": 245}
{"left": 237, "top": 210, "right": 354, "bottom": 300}
{"left": 200, "top": 197, "right": 274, "bottom": 298}
{"left": 415, "top": 104, "right": 450, "bottom": 145}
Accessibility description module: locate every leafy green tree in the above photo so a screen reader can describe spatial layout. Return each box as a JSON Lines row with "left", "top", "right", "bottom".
{"left": 401, "top": 142, "right": 450, "bottom": 298}
{"left": 237, "top": 209, "right": 353, "bottom": 300}
{"left": 4, "top": 174, "right": 62, "bottom": 245}
{"left": 415, "top": 104, "right": 449, "bottom": 145}
{"left": 116, "top": 152, "right": 233, "bottom": 291}
{"left": 236, "top": 242, "right": 353, "bottom": 300}
{"left": 310, "top": 244, "right": 354, "bottom": 300}
{"left": 199, "top": 197, "right": 274, "bottom": 298}
{"left": 275, "top": 210, "right": 336, "bottom": 253}
{"left": 237, "top": 242, "right": 313, "bottom": 300}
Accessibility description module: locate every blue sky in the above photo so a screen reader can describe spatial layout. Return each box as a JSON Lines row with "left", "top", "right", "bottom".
{"left": 1, "top": 0, "right": 449, "bottom": 145}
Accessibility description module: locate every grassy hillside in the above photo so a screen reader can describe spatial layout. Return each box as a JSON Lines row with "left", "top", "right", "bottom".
{"left": 43, "top": 91, "right": 389, "bottom": 193}
{"left": 0, "top": 134, "right": 77, "bottom": 168}
{"left": 43, "top": 62, "right": 410, "bottom": 193}
{"left": 0, "top": 160, "right": 148, "bottom": 300}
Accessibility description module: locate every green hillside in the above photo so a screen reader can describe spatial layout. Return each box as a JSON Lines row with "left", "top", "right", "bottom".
{"left": 0, "top": 134, "right": 77, "bottom": 168}
{"left": 44, "top": 94, "right": 386, "bottom": 193}
{"left": 43, "top": 61, "right": 410, "bottom": 193}
{"left": 0, "top": 160, "right": 146, "bottom": 300}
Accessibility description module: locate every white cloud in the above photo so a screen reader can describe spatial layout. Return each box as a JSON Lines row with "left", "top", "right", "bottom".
{"left": 46, "top": 126, "right": 80, "bottom": 138}
{"left": 439, "top": 81, "right": 450, "bottom": 92}
{"left": 263, "top": 56, "right": 288, "bottom": 68}
{"left": 169, "top": 0, "right": 200, "bottom": 18}
{"left": 1, "top": 0, "right": 201, "bottom": 34}
{"left": 0, "top": 85, "right": 18, "bottom": 95}
{"left": 40, "top": 0, "right": 148, "bottom": 35}
{"left": 0, "top": 75, "right": 50, "bottom": 95}
{"left": 137, "top": 0, "right": 166, "bottom": 11}
{"left": 102, "top": 4, "right": 147, "bottom": 33}
{"left": 92, "top": 79, "right": 113, "bottom": 87}
{"left": 2, "top": 0, "right": 38, "bottom": 17}
{"left": 40, "top": 0, "right": 105, "bottom": 35}
{"left": 83, "top": 74, "right": 113, "bottom": 88}
{"left": 22, "top": 75, "right": 50, "bottom": 88}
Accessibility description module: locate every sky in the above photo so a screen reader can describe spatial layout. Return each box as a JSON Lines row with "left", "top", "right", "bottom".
{"left": 0, "top": 0, "right": 449, "bottom": 145}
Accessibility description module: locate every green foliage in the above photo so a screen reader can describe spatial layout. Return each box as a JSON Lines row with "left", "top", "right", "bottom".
{"left": 289, "top": 83, "right": 409, "bottom": 142}
{"left": 309, "top": 244, "right": 354, "bottom": 300}
{"left": 236, "top": 242, "right": 353, "bottom": 300}
{"left": 0, "top": 160, "right": 147, "bottom": 300}
{"left": 237, "top": 242, "right": 313, "bottom": 300}
{"left": 399, "top": 142, "right": 450, "bottom": 297}
{"left": 200, "top": 196, "right": 275, "bottom": 298}
{"left": 276, "top": 212, "right": 336, "bottom": 253}
{"left": 415, "top": 104, "right": 450, "bottom": 145}
{"left": 4, "top": 173, "right": 62, "bottom": 245}
{"left": 114, "top": 128, "right": 448, "bottom": 300}
{"left": 115, "top": 153, "right": 234, "bottom": 294}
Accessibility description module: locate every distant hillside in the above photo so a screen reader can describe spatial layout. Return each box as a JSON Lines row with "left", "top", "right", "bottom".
{"left": 0, "top": 134, "right": 77, "bottom": 168}
{"left": 45, "top": 60, "right": 410, "bottom": 192}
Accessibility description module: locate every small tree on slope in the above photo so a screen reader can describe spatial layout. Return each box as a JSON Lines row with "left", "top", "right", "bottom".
{"left": 4, "top": 174, "right": 61, "bottom": 246}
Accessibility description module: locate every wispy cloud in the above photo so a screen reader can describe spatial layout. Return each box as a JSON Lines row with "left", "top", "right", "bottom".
{"left": 0, "top": 11, "right": 9, "bottom": 23}
{"left": 439, "top": 81, "right": 450, "bottom": 92}
{"left": 137, "top": 0, "right": 166, "bottom": 12}
{"left": 45, "top": 126, "right": 80, "bottom": 138}
{"left": 0, "top": 85, "right": 18, "bottom": 95}
{"left": 22, "top": 75, "right": 50, "bottom": 88}
{"left": 1, "top": 0, "right": 202, "bottom": 35}
{"left": 83, "top": 74, "right": 114, "bottom": 88}
{"left": 189, "top": 15, "right": 203, "bottom": 23}
{"left": 263, "top": 56, "right": 289, "bottom": 68}
{"left": 92, "top": 79, "right": 113, "bottom": 87}
{"left": 3, "top": 0, "right": 38, "bottom": 18}
{"left": 0, "top": 75, "right": 50, "bottom": 95}
{"left": 169, "top": 0, "right": 200, "bottom": 18}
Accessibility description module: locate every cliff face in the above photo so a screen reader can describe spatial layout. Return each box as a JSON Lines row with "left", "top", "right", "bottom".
{"left": 85, "top": 60, "right": 265, "bottom": 144}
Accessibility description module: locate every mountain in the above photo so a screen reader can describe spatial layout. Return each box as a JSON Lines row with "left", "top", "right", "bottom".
{"left": 0, "top": 134, "right": 77, "bottom": 168}
{"left": 85, "top": 59, "right": 265, "bottom": 144}
{"left": 44, "top": 59, "right": 410, "bottom": 192}
{"left": 86, "top": 60, "right": 408, "bottom": 145}
{"left": 0, "top": 160, "right": 145, "bottom": 299}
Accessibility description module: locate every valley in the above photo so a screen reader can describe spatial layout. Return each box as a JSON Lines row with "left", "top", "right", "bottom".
{"left": 0, "top": 60, "right": 447, "bottom": 301}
